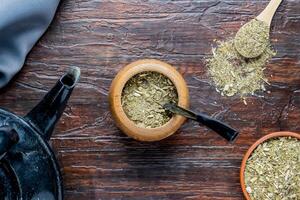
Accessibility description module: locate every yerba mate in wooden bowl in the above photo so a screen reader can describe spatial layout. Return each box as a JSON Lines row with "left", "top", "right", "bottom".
{"left": 109, "top": 59, "right": 189, "bottom": 142}
{"left": 122, "top": 71, "right": 178, "bottom": 128}
{"left": 240, "top": 132, "right": 300, "bottom": 200}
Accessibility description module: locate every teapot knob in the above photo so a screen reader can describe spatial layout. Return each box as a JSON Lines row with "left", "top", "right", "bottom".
{"left": 0, "top": 126, "right": 19, "bottom": 160}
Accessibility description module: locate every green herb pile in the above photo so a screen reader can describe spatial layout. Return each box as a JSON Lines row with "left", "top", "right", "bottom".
{"left": 207, "top": 40, "right": 275, "bottom": 102}
{"left": 207, "top": 19, "right": 276, "bottom": 102}
{"left": 121, "top": 72, "right": 178, "bottom": 128}
{"left": 244, "top": 137, "right": 300, "bottom": 200}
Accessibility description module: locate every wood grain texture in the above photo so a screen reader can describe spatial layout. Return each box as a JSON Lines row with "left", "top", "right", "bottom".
{"left": 0, "top": 0, "right": 299, "bottom": 199}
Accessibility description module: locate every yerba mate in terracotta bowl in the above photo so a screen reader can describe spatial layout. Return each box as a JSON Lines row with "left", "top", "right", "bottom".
{"left": 240, "top": 132, "right": 300, "bottom": 200}
{"left": 109, "top": 59, "right": 189, "bottom": 142}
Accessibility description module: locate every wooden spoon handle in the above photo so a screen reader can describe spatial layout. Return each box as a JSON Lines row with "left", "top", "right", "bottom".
{"left": 256, "top": 0, "right": 283, "bottom": 26}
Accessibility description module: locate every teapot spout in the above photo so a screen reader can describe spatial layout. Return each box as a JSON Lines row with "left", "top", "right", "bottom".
{"left": 25, "top": 67, "right": 80, "bottom": 140}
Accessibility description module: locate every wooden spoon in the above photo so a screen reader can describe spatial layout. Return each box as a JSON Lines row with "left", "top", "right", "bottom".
{"left": 234, "top": 0, "right": 282, "bottom": 58}
{"left": 256, "top": 0, "right": 283, "bottom": 27}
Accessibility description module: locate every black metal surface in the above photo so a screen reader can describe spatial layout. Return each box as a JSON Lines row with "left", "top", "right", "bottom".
{"left": 0, "top": 159, "right": 20, "bottom": 199}
{"left": 0, "top": 67, "right": 80, "bottom": 200}
{"left": 0, "top": 126, "right": 19, "bottom": 160}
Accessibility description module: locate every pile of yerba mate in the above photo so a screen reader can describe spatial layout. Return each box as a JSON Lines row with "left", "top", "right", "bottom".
{"left": 121, "top": 72, "right": 178, "bottom": 128}
{"left": 245, "top": 137, "right": 300, "bottom": 200}
{"left": 207, "top": 19, "right": 276, "bottom": 102}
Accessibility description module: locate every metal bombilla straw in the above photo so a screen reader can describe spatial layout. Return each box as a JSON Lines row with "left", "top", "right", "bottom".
{"left": 164, "top": 103, "right": 239, "bottom": 142}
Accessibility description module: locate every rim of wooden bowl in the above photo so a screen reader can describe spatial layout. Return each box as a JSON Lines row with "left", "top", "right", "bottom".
{"left": 240, "top": 131, "right": 300, "bottom": 200}
{"left": 109, "top": 59, "right": 190, "bottom": 142}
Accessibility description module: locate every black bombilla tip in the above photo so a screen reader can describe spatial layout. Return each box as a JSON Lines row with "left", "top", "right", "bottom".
{"left": 229, "top": 131, "right": 239, "bottom": 143}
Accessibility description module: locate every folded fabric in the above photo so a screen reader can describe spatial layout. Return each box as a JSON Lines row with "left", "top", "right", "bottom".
{"left": 0, "top": 0, "right": 60, "bottom": 89}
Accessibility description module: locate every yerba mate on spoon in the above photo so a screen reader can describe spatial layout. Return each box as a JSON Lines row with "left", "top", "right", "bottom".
{"left": 234, "top": 0, "right": 282, "bottom": 58}
{"left": 164, "top": 103, "right": 239, "bottom": 142}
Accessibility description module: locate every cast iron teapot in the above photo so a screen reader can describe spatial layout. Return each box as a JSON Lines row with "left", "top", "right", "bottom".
{"left": 0, "top": 67, "right": 80, "bottom": 200}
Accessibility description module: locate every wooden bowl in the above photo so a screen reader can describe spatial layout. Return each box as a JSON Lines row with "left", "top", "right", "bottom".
{"left": 240, "top": 131, "right": 300, "bottom": 200}
{"left": 109, "top": 59, "right": 189, "bottom": 142}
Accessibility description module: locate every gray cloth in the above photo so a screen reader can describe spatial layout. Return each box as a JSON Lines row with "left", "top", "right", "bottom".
{"left": 0, "top": 0, "right": 60, "bottom": 88}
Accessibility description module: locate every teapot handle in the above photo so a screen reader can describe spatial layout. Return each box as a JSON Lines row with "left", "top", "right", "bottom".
{"left": 0, "top": 126, "right": 19, "bottom": 160}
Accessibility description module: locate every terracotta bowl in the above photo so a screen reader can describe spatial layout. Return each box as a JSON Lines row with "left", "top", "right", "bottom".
{"left": 109, "top": 59, "right": 189, "bottom": 142}
{"left": 240, "top": 131, "right": 300, "bottom": 200}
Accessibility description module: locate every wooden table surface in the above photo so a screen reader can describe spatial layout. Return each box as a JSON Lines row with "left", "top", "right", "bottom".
{"left": 1, "top": 0, "right": 299, "bottom": 199}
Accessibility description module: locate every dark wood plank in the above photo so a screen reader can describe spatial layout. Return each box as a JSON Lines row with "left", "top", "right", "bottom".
{"left": 0, "top": 0, "right": 299, "bottom": 199}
